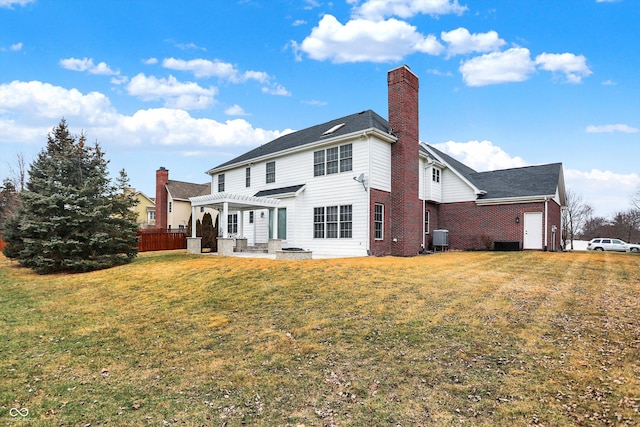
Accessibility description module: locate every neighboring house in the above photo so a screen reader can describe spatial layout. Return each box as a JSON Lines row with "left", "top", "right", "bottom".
{"left": 155, "top": 167, "right": 217, "bottom": 231}
{"left": 190, "top": 65, "right": 566, "bottom": 256}
{"left": 131, "top": 190, "right": 156, "bottom": 229}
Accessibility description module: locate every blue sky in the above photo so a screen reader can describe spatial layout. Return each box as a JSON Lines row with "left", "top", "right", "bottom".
{"left": 1, "top": 0, "right": 638, "bottom": 218}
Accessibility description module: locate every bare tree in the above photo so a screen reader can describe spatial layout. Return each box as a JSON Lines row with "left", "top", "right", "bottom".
{"left": 611, "top": 209, "right": 640, "bottom": 243}
{"left": 7, "top": 153, "right": 28, "bottom": 191}
{"left": 562, "top": 189, "right": 593, "bottom": 250}
{"left": 632, "top": 185, "right": 640, "bottom": 211}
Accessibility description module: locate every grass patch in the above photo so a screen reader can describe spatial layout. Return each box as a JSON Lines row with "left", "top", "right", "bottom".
{"left": 1, "top": 251, "right": 639, "bottom": 425}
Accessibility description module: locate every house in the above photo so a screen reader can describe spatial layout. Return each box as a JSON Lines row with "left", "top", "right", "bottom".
{"left": 155, "top": 167, "right": 217, "bottom": 231}
{"left": 129, "top": 189, "right": 156, "bottom": 229}
{"left": 189, "top": 65, "right": 566, "bottom": 256}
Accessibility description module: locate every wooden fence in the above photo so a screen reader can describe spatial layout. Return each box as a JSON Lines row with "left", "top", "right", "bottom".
{"left": 0, "top": 230, "right": 186, "bottom": 254}
{"left": 137, "top": 229, "right": 187, "bottom": 252}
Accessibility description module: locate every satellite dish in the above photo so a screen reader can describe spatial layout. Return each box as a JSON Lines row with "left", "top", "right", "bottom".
{"left": 353, "top": 173, "right": 367, "bottom": 191}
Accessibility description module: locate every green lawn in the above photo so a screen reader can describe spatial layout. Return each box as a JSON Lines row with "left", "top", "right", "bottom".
{"left": 1, "top": 251, "right": 639, "bottom": 426}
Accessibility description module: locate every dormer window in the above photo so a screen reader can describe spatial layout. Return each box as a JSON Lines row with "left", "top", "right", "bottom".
{"left": 432, "top": 168, "right": 440, "bottom": 183}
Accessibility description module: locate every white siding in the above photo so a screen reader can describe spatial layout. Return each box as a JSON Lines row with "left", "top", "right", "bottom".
{"left": 209, "top": 134, "right": 382, "bottom": 256}
{"left": 421, "top": 164, "right": 442, "bottom": 202}
{"left": 369, "top": 137, "right": 391, "bottom": 192}
{"left": 440, "top": 169, "right": 476, "bottom": 203}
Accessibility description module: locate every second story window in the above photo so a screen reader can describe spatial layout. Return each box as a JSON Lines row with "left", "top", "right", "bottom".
{"left": 266, "top": 161, "right": 275, "bottom": 183}
{"left": 218, "top": 174, "right": 225, "bottom": 192}
{"left": 246, "top": 167, "right": 251, "bottom": 187}
{"left": 314, "top": 143, "right": 353, "bottom": 177}
{"left": 432, "top": 168, "right": 440, "bottom": 183}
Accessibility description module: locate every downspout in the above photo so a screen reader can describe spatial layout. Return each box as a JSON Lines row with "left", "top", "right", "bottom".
{"left": 544, "top": 197, "right": 549, "bottom": 251}
{"left": 365, "top": 131, "right": 371, "bottom": 256}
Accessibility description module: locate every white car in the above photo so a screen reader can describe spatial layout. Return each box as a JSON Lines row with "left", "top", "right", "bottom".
{"left": 587, "top": 238, "right": 640, "bottom": 252}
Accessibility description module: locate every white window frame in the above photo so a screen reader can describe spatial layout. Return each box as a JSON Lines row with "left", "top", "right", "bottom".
{"left": 374, "top": 203, "right": 384, "bottom": 240}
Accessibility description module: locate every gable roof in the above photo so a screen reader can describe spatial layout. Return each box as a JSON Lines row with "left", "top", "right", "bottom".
{"left": 473, "top": 163, "right": 563, "bottom": 200}
{"left": 422, "top": 144, "right": 564, "bottom": 202}
{"left": 208, "top": 109, "right": 391, "bottom": 173}
{"left": 166, "top": 180, "right": 210, "bottom": 201}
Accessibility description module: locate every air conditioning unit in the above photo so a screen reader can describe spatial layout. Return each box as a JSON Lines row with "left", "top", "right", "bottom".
{"left": 433, "top": 229, "right": 449, "bottom": 249}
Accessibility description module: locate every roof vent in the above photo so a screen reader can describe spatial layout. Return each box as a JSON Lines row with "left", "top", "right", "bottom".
{"left": 322, "top": 123, "right": 345, "bottom": 136}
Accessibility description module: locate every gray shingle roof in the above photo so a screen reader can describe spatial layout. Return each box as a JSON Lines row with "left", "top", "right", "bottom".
{"left": 473, "top": 163, "right": 563, "bottom": 199}
{"left": 423, "top": 144, "right": 562, "bottom": 200}
{"left": 254, "top": 184, "right": 305, "bottom": 197}
{"left": 166, "top": 180, "right": 210, "bottom": 200}
{"left": 210, "top": 109, "right": 390, "bottom": 172}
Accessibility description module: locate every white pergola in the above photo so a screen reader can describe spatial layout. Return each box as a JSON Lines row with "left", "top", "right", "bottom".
{"left": 188, "top": 192, "right": 281, "bottom": 239}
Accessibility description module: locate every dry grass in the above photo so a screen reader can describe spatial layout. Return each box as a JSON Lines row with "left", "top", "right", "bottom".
{"left": 1, "top": 250, "right": 639, "bottom": 426}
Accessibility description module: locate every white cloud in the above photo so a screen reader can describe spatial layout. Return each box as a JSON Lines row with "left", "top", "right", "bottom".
{"left": 163, "top": 57, "right": 238, "bottom": 79}
{"left": 0, "top": 80, "right": 118, "bottom": 126}
{"left": 441, "top": 27, "right": 505, "bottom": 57}
{"left": 302, "top": 100, "right": 328, "bottom": 106}
{"left": 297, "top": 14, "right": 443, "bottom": 63}
{"left": 143, "top": 57, "right": 158, "bottom": 65}
{"left": 586, "top": 124, "right": 639, "bottom": 133}
{"left": 431, "top": 140, "right": 527, "bottom": 171}
{"left": 0, "top": 80, "right": 291, "bottom": 149}
{"left": 352, "top": 0, "right": 467, "bottom": 20}
{"left": 126, "top": 73, "right": 217, "bottom": 110}
{"left": 535, "top": 52, "right": 592, "bottom": 83}
{"left": 224, "top": 104, "right": 248, "bottom": 116}
{"left": 459, "top": 47, "right": 535, "bottom": 86}
{"left": 0, "top": 0, "right": 34, "bottom": 8}
{"left": 292, "top": 19, "right": 307, "bottom": 26}
{"left": 565, "top": 168, "right": 640, "bottom": 217}
{"left": 164, "top": 39, "right": 206, "bottom": 51}
{"left": 10, "top": 42, "right": 23, "bottom": 51}
{"left": 59, "top": 57, "right": 119, "bottom": 75}
{"left": 262, "top": 83, "right": 291, "bottom": 96}
{"left": 162, "top": 58, "right": 272, "bottom": 84}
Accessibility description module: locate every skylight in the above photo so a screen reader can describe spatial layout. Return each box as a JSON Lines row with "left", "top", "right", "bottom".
{"left": 322, "top": 122, "right": 345, "bottom": 136}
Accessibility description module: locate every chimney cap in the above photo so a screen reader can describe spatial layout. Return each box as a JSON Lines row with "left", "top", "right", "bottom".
{"left": 158, "top": 166, "right": 167, "bottom": 171}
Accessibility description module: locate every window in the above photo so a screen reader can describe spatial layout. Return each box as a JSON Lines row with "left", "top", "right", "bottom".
{"left": 266, "top": 161, "right": 275, "bottom": 183}
{"left": 168, "top": 201, "right": 172, "bottom": 213}
{"left": 425, "top": 210, "right": 430, "bottom": 235}
{"left": 246, "top": 167, "right": 251, "bottom": 187}
{"left": 227, "top": 213, "right": 238, "bottom": 234}
{"left": 314, "top": 207, "right": 325, "bottom": 238}
{"left": 249, "top": 211, "right": 254, "bottom": 224}
{"left": 313, "top": 143, "right": 352, "bottom": 177}
{"left": 218, "top": 174, "right": 225, "bottom": 192}
{"left": 374, "top": 204, "right": 384, "bottom": 240}
{"left": 340, "top": 144, "right": 352, "bottom": 172}
{"left": 340, "top": 205, "right": 352, "bottom": 238}
{"left": 327, "top": 147, "right": 339, "bottom": 174}
{"left": 313, "top": 205, "right": 353, "bottom": 239}
{"left": 432, "top": 168, "right": 440, "bottom": 183}
{"left": 314, "top": 150, "right": 325, "bottom": 177}
{"left": 200, "top": 207, "right": 204, "bottom": 213}
{"left": 326, "top": 206, "right": 338, "bottom": 238}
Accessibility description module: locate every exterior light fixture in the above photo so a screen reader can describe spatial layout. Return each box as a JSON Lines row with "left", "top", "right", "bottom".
{"left": 515, "top": 215, "right": 520, "bottom": 224}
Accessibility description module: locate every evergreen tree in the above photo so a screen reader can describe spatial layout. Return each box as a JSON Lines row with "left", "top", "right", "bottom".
{"left": 0, "top": 178, "right": 20, "bottom": 226}
{"left": 2, "top": 119, "right": 138, "bottom": 273}
{"left": 201, "top": 212, "right": 215, "bottom": 249}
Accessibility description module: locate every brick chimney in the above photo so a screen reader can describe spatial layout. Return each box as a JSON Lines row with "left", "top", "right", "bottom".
{"left": 388, "top": 65, "right": 422, "bottom": 256}
{"left": 155, "top": 167, "right": 169, "bottom": 230}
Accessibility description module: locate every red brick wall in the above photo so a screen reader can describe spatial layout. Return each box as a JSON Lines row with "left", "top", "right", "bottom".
{"left": 155, "top": 167, "right": 169, "bottom": 230}
{"left": 388, "top": 65, "right": 422, "bottom": 256}
{"left": 369, "top": 188, "right": 392, "bottom": 256}
{"left": 435, "top": 200, "right": 562, "bottom": 251}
